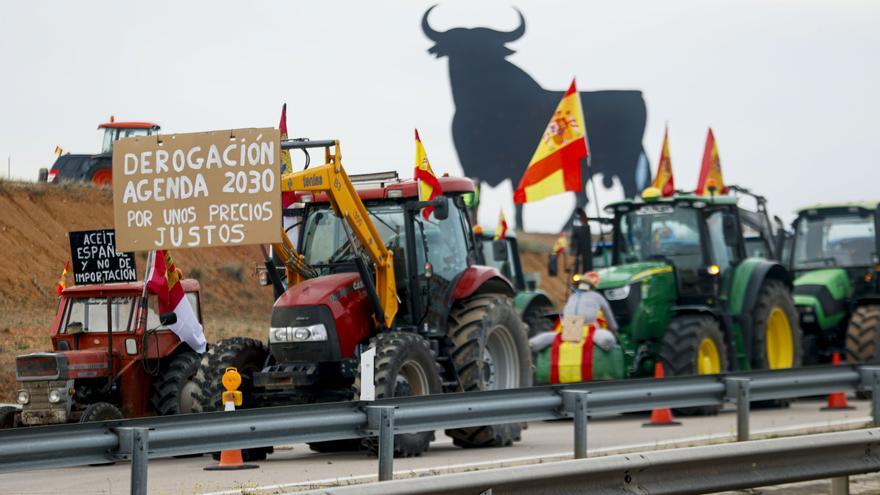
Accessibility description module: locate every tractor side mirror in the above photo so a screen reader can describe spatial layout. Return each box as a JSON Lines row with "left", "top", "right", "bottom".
{"left": 491, "top": 240, "right": 509, "bottom": 262}
{"left": 66, "top": 322, "right": 84, "bottom": 335}
{"left": 159, "top": 312, "right": 178, "bottom": 326}
{"left": 431, "top": 197, "right": 449, "bottom": 220}
{"left": 723, "top": 215, "right": 739, "bottom": 247}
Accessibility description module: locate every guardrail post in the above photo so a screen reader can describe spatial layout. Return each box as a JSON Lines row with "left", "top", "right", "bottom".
{"left": 861, "top": 366, "right": 880, "bottom": 426}
{"left": 115, "top": 427, "right": 150, "bottom": 495}
{"left": 561, "top": 390, "right": 589, "bottom": 459}
{"left": 831, "top": 476, "right": 849, "bottom": 495}
{"left": 725, "top": 377, "right": 750, "bottom": 441}
{"left": 366, "top": 406, "right": 396, "bottom": 482}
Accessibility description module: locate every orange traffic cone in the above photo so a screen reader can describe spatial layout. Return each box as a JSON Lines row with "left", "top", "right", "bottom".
{"left": 821, "top": 352, "right": 855, "bottom": 411}
{"left": 643, "top": 362, "right": 682, "bottom": 427}
{"left": 205, "top": 368, "right": 260, "bottom": 471}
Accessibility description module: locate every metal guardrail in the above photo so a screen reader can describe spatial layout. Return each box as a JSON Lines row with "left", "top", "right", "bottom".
{"left": 299, "top": 428, "right": 880, "bottom": 495}
{"left": 1, "top": 364, "right": 879, "bottom": 494}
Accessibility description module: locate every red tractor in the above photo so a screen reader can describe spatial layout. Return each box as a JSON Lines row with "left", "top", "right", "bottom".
{"left": 2, "top": 280, "right": 202, "bottom": 428}
{"left": 41, "top": 117, "right": 161, "bottom": 186}
{"left": 193, "top": 141, "right": 532, "bottom": 457}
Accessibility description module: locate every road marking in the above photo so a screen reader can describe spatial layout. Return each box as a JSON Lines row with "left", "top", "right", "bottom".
{"left": 200, "top": 415, "right": 872, "bottom": 495}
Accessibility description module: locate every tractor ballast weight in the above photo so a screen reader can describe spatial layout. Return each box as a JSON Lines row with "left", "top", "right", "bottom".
{"left": 193, "top": 140, "right": 532, "bottom": 457}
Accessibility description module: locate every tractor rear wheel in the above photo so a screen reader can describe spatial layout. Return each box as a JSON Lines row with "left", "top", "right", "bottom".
{"left": 846, "top": 304, "right": 880, "bottom": 363}
{"left": 445, "top": 294, "right": 532, "bottom": 448}
{"left": 192, "top": 337, "right": 272, "bottom": 462}
{"left": 151, "top": 351, "right": 201, "bottom": 415}
{"left": 0, "top": 406, "right": 17, "bottom": 428}
{"left": 660, "top": 315, "right": 728, "bottom": 416}
{"left": 751, "top": 280, "right": 802, "bottom": 370}
{"left": 355, "top": 332, "right": 442, "bottom": 457}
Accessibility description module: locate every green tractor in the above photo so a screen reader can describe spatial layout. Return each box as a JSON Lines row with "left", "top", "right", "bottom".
{"left": 478, "top": 233, "right": 557, "bottom": 337}
{"left": 786, "top": 203, "right": 880, "bottom": 364}
{"left": 595, "top": 189, "right": 802, "bottom": 385}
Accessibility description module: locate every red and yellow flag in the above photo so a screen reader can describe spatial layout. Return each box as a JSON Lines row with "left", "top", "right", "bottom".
{"left": 696, "top": 128, "right": 728, "bottom": 196}
{"left": 494, "top": 210, "right": 508, "bottom": 240}
{"left": 414, "top": 129, "right": 443, "bottom": 219}
{"left": 514, "top": 79, "right": 588, "bottom": 204}
{"left": 279, "top": 103, "right": 295, "bottom": 208}
{"left": 651, "top": 127, "right": 675, "bottom": 196}
{"left": 552, "top": 232, "right": 568, "bottom": 255}
{"left": 55, "top": 260, "right": 69, "bottom": 296}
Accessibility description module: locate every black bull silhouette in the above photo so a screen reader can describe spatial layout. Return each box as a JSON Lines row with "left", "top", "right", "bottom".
{"left": 422, "top": 6, "right": 649, "bottom": 229}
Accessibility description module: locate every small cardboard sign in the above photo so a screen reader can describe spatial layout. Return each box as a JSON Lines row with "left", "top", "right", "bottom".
{"left": 68, "top": 229, "right": 137, "bottom": 285}
{"left": 561, "top": 315, "right": 586, "bottom": 342}
{"left": 112, "top": 128, "right": 282, "bottom": 251}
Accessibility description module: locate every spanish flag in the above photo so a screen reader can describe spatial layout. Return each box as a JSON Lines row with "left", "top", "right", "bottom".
{"left": 533, "top": 318, "right": 597, "bottom": 384}
{"left": 651, "top": 127, "right": 675, "bottom": 196}
{"left": 414, "top": 129, "right": 443, "bottom": 219}
{"left": 279, "top": 104, "right": 295, "bottom": 209}
{"left": 147, "top": 251, "right": 206, "bottom": 353}
{"left": 494, "top": 209, "right": 508, "bottom": 240}
{"left": 514, "top": 79, "right": 588, "bottom": 204}
{"left": 696, "top": 128, "right": 728, "bottom": 196}
{"left": 55, "top": 260, "right": 69, "bottom": 296}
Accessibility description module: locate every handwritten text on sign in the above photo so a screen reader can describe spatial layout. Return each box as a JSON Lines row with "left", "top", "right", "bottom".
{"left": 69, "top": 229, "right": 137, "bottom": 285}
{"left": 112, "top": 128, "right": 282, "bottom": 251}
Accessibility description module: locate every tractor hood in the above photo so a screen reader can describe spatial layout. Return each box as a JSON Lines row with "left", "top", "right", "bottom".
{"left": 596, "top": 262, "right": 671, "bottom": 290}
{"left": 275, "top": 272, "right": 363, "bottom": 308}
{"left": 793, "top": 268, "right": 853, "bottom": 301}
{"left": 16, "top": 349, "right": 111, "bottom": 382}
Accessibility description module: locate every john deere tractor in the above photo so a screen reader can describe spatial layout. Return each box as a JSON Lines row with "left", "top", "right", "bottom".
{"left": 596, "top": 189, "right": 802, "bottom": 392}
{"left": 786, "top": 203, "right": 880, "bottom": 364}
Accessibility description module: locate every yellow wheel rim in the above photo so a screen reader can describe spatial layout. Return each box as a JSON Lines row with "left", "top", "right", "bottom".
{"left": 766, "top": 307, "right": 794, "bottom": 369}
{"left": 697, "top": 337, "right": 721, "bottom": 375}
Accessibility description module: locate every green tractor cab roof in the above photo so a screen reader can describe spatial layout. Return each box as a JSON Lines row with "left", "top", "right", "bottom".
{"left": 605, "top": 193, "right": 738, "bottom": 214}
{"left": 794, "top": 202, "right": 879, "bottom": 216}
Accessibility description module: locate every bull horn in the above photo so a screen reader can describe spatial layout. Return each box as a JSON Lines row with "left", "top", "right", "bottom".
{"left": 499, "top": 8, "right": 526, "bottom": 42}
{"left": 421, "top": 5, "right": 443, "bottom": 41}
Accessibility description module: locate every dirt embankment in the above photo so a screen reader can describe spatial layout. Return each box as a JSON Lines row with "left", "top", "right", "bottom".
{"left": 0, "top": 181, "right": 273, "bottom": 400}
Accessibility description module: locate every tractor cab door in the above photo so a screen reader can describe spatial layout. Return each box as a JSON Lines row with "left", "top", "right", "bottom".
{"left": 703, "top": 207, "right": 745, "bottom": 302}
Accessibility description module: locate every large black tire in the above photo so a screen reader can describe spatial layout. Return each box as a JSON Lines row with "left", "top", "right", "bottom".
{"left": 191, "top": 337, "right": 272, "bottom": 462}
{"left": 0, "top": 406, "right": 17, "bottom": 428}
{"left": 523, "top": 303, "right": 555, "bottom": 339}
{"left": 80, "top": 402, "right": 123, "bottom": 422}
{"left": 151, "top": 351, "right": 201, "bottom": 415}
{"left": 846, "top": 305, "right": 880, "bottom": 363}
{"left": 355, "top": 332, "right": 443, "bottom": 457}
{"left": 444, "top": 294, "right": 532, "bottom": 448}
{"left": 660, "top": 315, "right": 728, "bottom": 416}
{"left": 751, "top": 280, "right": 803, "bottom": 371}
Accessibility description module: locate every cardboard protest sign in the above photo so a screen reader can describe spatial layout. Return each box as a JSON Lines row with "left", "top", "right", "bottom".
{"left": 69, "top": 229, "right": 137, "bottom": 284}
{"left": 112, "top": 128, "right": 282, "bottom": 251}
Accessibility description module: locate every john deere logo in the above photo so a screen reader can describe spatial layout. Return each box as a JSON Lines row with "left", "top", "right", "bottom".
{"left": 304, "top": 176, "right": 323, "bottom": 187}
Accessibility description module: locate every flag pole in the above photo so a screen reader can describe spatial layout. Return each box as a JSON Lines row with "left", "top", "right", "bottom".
{"left": 138, "top": 250, "right": 155, "bottom": 332}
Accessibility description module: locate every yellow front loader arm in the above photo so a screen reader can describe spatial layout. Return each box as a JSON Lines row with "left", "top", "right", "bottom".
{"left": 277, "top": 140, "right": 397, "bottom": 329}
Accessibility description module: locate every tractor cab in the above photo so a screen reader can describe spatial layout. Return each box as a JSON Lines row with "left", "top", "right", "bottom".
{"left": 13, "top": 281, "right": 202, "bottom": 426}
{"left": 97, "top": 118, "right": 161, "bottom": 155}
{"left": 788, "top": 202, "right": 880, "bottom": 362}
{"left": 598, "top": 188, "right": 799, "bottom": 381}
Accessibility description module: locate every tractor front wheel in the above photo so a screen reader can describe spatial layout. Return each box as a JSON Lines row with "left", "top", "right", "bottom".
{"left": 354, "top": 332, "right": 443, "bottom": 457}
{"left": 151, "top": 351, "right": 201, "bottom": 415}
{"left": 752, "top": 280, "right": 802, "bottom": 371}
{"left": 192, "top": 337, "right": 272, "bottom": 462}
{"left": 445, "top": 294, "right": 532, "bottom": 448}
{"left": 79, "top": 402, "right": 123, "bottom": 422}
{"left": 0, "top": 406, "right": 18, "bottom": 428}
{"left": 846, "top": 304, "right": 880, "bottom": 363}
{"left": 660, "top": 315, "right": 728, "bottom": 416}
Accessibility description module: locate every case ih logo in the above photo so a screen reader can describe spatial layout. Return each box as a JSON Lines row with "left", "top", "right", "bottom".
{"left": 304, "top": 176, "right": 324, "bottom": 187}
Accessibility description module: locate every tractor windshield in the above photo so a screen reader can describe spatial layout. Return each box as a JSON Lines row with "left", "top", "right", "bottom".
{"left": 100, "top": 128, "right": 154, "bottom": 154}
{"left": 616, "top": 205, "right": 702, "bottom": 268}
{"left": 300, "top": 203, "right": 407, "bottom": 267}
{"left": 61, "top": 296, "right": 137, "bottom": 333}
{"left": 793, "top": 213, "right": 876, "bottom": 269}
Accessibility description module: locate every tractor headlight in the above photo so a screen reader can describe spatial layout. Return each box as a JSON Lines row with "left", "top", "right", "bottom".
{"left": 48, "top": 389, "right": 63, "bottom": 404}
{"left": 16, "top": 390, "right": 29, "bottom": 405}
{"left": 604, "top": 285, "right": 631, "bottom": 301}
{"left": 269, "top": 324, "right": 329, "bottom": 343}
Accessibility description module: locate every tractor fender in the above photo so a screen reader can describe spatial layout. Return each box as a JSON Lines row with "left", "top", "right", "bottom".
{"left": 736, "top": 260, "right": 792, "bottom": 362}
{"left": 451, "top": 266, "right": 515, "bottom": 300}
{"left": 515, "top": 291, "right": 555, "bottom": 319}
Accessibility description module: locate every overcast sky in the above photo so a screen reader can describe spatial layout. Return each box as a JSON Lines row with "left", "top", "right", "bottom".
{"left": 1, "top": 0, "right": 877, "bottom": 232}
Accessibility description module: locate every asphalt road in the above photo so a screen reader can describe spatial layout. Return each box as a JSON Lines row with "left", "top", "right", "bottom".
{"left": 0, "top": 398, "right": 873, "bottom": 495}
